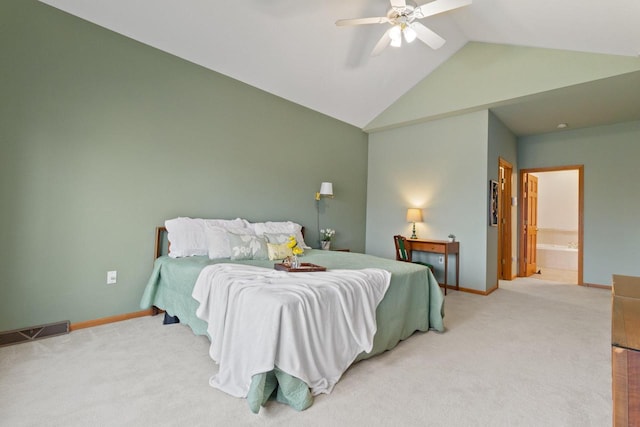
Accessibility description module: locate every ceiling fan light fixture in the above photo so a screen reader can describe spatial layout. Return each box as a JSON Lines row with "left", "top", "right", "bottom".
{"left": 389, "top": 25, "right": 402, "bottom": 41}
{"left": 389, "top": 25, "right": 402, "bottom": 47}
{"left": 336, "top": 0, "right": 473, "bottom": 55}
{"left": 403, "top": 26, "right": 417, "bottom": 43}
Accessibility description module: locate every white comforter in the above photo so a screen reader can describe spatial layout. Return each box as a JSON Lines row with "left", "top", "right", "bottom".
{"left": 192, "top": 263, "right": 391, "bottom": 398}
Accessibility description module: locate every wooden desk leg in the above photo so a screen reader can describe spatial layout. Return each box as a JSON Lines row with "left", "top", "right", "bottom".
{"left": 444, "top": 249, "right": 449, "bottom": 295}
{"left": 456, "top": 252, "right": 460, "bottom": 290}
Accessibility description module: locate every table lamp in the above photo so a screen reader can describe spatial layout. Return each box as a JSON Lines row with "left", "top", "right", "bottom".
{"left": 406, "top": 208, "right": 423, "bottom": 239}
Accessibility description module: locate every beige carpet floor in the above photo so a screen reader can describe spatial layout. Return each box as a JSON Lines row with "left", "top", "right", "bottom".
{"left": 532, "top": 268, "right": 578, "bottom": 284}
{"left": 0, "top": 278, "right": 612, "bottom": 426}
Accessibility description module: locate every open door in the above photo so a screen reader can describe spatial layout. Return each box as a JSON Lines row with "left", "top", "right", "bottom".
{"left": 522, "top": 173, "right": 538, "bottom": 277}
{"left": 498, "top": 158, "right": 513, "bottom": 280}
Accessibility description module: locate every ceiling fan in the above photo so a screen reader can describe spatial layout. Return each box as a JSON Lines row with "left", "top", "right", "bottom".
{"left": 336, "top": 0, "right": 472, "bottom": 56}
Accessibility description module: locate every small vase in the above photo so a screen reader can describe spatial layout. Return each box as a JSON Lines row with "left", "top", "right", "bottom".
{"left": 321, "top": 241, "right": 331, "bottom": 250}
{"left": 291, "top": 254, "right": 300, "bottom": 268}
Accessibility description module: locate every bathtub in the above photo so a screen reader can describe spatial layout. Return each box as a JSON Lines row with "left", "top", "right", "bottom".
{"left": 536, "top": 243, "right": 578, "bottom": 270}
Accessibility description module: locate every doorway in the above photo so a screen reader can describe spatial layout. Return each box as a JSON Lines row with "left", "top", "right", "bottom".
{"left": 519, "top": 165, "right": 584, "bottom": 284}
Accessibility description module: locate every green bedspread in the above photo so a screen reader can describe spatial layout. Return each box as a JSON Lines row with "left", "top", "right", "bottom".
{"left": 140, "top": 249, "right": 444, "bottom": 412}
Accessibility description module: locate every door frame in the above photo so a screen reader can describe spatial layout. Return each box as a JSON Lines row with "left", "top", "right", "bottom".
{"left": 518, "top": 165, "right": 584, "bottom": 284}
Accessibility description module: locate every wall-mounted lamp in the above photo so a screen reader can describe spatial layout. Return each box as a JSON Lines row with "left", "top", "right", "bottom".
{"left": 406, "top": 208, "right": 423, "bottom": 239}
{"left": 315, "top": 182, "right": 334, "bottom": 201}
{"left": 316, "top": 182, "right": 334, "bottom": 247}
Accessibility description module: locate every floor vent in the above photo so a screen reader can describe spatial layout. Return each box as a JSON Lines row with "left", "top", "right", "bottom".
{"left": 0, "top": 320, "right": 70, "bottom": 347}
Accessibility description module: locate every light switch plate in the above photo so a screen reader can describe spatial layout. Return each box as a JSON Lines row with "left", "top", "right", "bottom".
{"left": 107, "top": 270, "right": 117, "bottom": 285}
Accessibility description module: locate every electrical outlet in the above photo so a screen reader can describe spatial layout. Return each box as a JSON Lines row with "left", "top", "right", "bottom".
{"left": 107, "top": 270, "right": 117, "bottom": 285}
{"left": 438, "top": 256, "right": 444, "bottom": 264}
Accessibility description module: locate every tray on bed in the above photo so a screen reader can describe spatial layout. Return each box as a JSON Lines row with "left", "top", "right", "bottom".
{"left": 274, "top": 262, "right": 326, "bottom": 272}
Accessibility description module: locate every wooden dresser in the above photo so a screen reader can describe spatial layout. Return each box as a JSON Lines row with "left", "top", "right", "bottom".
{"left": 611, "top": 274, "right": 640, "bottom": 426}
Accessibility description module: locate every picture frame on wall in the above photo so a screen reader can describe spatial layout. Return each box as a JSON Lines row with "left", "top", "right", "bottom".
{"left": 490, "top": 180, "right": 499, "bottom": 227}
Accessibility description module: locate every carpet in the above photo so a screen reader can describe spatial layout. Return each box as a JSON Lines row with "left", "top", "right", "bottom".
{"left": 0, "top": 278, "right": 611, "bottom": 426}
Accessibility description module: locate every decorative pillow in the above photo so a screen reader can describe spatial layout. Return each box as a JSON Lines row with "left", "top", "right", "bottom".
{"left": 267, "top": 242, "right": 293, "bottom": 260}
{"left": 204, "top": 218, "right": 249, "bottom": 259}
{"left": 205, "top": 225, "right": 249, "bottom": 259}
{"left": 227, "top": 231, "right": 268, "bottom": 260}
{"left": 252, "top": 221, "right": 310, "bottom": 249}
{"left": 165, "top": 217, "right": 208, "bottom": 258}
{"left": 203, "top": 218, "right": 250, "bottom": 259}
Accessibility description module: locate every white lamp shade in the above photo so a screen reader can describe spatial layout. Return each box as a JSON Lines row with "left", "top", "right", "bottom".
{"left": 390, "top": 25, "right": 402, "bottom": 47}
{"left": 389, "top": 25, "right": 402, "bottom": 42}
{"left": 406, "top": 208, "right": 423, "bottom": 223}
{"left": 403, "top": 26, "right": 417, "bottom": 43}
{"left": 319, "top": 182, "right": 333, "bottom": 197}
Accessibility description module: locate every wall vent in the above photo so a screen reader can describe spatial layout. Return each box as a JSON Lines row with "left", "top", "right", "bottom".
{"left": 0, "top": 320, "right": 70, "bottom": 347}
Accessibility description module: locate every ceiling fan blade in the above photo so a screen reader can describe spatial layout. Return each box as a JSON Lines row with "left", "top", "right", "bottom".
{"left": 410, "top": 22, "right": 446, "bottom": 49}
{"left": 416, "top": 0, "right": 472, "bottom": 18}
{"left": 371, "top": 28, "right": 393, "bottom": 56}
{"left": 335, "top": 16, "right": 390, "bottom": 26}
{"left": 390, "top": 0, "right": 407, "bottom": 8}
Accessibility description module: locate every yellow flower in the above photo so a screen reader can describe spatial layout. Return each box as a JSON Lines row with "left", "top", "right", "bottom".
{"left": 285, "top": 235, "right": 304, "bottom": 255}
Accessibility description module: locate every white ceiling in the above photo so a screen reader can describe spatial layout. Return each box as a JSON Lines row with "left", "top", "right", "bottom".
{"left": 40, "top": 0, "right": 640, "bottom": 132}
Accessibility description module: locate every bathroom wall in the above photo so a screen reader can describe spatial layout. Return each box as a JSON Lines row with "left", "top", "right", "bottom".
{"left": 533, "top": 170, "right": 579, "bottom": 247}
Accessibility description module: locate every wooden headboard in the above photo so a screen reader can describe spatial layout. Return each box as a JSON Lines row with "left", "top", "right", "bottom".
{"left": 154, "top": 226, "right": 168, "bottom": 260}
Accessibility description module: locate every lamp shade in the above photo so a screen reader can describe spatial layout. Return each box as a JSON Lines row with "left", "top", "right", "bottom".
{"left": 319, "top": 182, "right": 333, "bottom": 197}
{"left": 406, "top": 208, "right": 423, "bottom": 223}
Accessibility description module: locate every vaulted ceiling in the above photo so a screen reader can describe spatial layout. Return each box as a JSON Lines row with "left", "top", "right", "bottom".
{"left": 39, "top": 0, "right": 640, "bottom": 134}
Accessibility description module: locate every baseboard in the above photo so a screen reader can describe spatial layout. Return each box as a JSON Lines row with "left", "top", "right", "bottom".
{"left": 70, "top": 308, "right": 156, "bottom": 331}
{"left": 458, "top": 285, "right": 498, "bottom": 296}
{"left": 581, "top": 282, "right": 611, "bottom": 290}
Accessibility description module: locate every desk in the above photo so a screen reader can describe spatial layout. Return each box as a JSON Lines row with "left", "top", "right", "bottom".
{"left": 407, "top": 239, "right": 460, "bottom": 292}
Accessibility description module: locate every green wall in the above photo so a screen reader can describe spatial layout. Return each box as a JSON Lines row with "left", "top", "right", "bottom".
{"left": 365, "top": 41, "right": 638, "bottom": 291}
{"left": 366, "top": 42, "right": 640, "bottom": 132}
{"left": 366, "top": 110, "right": 519, "bottom": 293}
{"left": 0, "top": 1, "right": 368, "bottom": 330}
{"left": 366, "top": 111, "right": 491, "bottom": 292}
{"left": 518, "top": 120, "right": 640, "bottom": 285}
{"left": 488, "top": 112, "right": 518, "bottom": 283}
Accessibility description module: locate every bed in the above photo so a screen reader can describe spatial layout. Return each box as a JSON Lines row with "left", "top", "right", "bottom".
{"left": 140, "top": 219, "right": 445, "bottom": 413}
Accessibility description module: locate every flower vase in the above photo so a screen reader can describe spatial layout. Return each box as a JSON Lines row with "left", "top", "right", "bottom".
{"left": 291, "top": 254, "right": 300, "bottom": 268}
{"left": 321, "top": 241, "right": 331, "bottom": 250}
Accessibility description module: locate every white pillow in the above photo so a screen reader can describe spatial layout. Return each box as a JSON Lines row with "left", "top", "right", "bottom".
{"left": 165, "top": 217, "right": 208, "bottom": 258}
{"left": 252, "top": 221, "right": 310, "bottom": 249}
{"left": 203, "top": 218, "right": 250, "bottom": 259}
{"left": 263, "top": 233, "right": 293, "bottom": 244}
{"left": 203, "top": 218, "right": 247, "bottom": 229}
